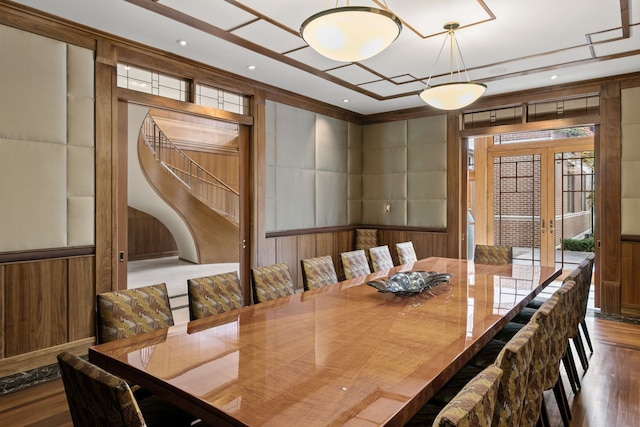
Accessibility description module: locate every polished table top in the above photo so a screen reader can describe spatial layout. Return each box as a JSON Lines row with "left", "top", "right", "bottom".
{"left": 89, "top": 257, "right": 560, "bottom": 427}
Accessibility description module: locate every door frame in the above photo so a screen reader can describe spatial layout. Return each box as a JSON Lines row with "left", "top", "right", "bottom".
{"left": 474, "top": 136, "right": 594, "bottom": 267}
{"left": 115, "top": 91, "right": 252, "bottom": 297}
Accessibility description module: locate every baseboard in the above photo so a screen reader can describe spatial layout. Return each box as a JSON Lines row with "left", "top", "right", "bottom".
{"left": 0, "top": 338, "right": 94, "bottom": 378}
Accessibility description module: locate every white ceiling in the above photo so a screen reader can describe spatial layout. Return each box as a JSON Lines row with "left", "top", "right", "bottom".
{"left": 12, "top": 0, "right": 640, "bottom": 115}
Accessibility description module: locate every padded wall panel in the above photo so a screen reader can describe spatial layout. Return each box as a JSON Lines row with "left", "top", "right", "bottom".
{"left": 0, "top": 139, "right": 67, "bottom": 251}
{"left": 408, "top": 171, "right": 447, "bottom": 199}
{"left": 275, "top": 168, "right": 315, "bottom": 230}
{"left": 67, "top": 146, "right": 94, "bottom": 196}
{"left": 407, "top": 116, "right": 447, "bottom": 144}
{"left": 67, "top": 45, "right": 94, "bottom": 147}
{"left": 316, "top": 115, "right": 348, "bottom": 173}
{"left": 67, "top": 197, "right": 94, "bottom": 246}
{"left": 621, "top": 87, "right": 640, "bottom": 235}
{"left": 316, "top": 171, "right": 348, "bottom": 227}
{"left": 408, "top": 200, "right": 448, "bottom": 228}
{"left": 0, "top": 26, "right": 66, "bottom": 144}
{"left": 406, "top": 115, "right": 447, "bottom": 228}
{"left": 266, "top": 101, "right": 354, "bottom": 231}
{"left": 275, "top": 103, "right": 315, "bottom": 169}
{"left": 265, "top": 101, "right": 276, "bottom": 231}
{"left": 362, "top": 121, "right": 406, "bottom": 149}
{"left": 348, "top": 123, "right": 362, "bottom": 224}
{"left": 362, "top": 173, "right": 406, "bottom": 200}
{"left": 362, "top": 147, "right": 407, "bottom": 174}
{"left": 362, "top": 200, "right": 406, "bottom": 225}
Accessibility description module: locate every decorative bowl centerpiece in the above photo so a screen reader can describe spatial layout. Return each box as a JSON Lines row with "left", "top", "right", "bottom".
{"left": 367, "top": 270, "right": 452, "bottom": 295}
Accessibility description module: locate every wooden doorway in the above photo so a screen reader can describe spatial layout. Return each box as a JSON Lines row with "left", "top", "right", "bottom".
{"left": 116, "top": 100, "right": 251, "bottom": 302}
{"left": 471, "top": 135, "right": 594, "bottom": 268}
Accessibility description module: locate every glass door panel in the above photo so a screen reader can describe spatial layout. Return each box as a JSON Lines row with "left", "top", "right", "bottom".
{"left": 492, "top": 153, "right": 544, "bottom": 265}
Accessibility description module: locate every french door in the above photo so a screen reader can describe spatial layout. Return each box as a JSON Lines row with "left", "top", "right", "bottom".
{"left": 475, "top": 138, "right": 594, "bottom": 268}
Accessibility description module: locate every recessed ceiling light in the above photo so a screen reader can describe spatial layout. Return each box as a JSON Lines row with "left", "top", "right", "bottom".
{"left": 176, "top": 39, "right": 188, "bottom": 46}
{"left": 343, "top": 99, "right": 350, "bottom": 103}
{"left": 551, "top": 75, "right": 558, "bottom": 80}
{"left": 247, "top": 65, "right": 256, "bottom": 70}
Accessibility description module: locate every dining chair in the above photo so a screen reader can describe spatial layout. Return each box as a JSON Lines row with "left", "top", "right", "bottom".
{"left": 340, "top": 249, "right": 372, "bottom": 280}
{"left": 369, "top": 245, "right": 394, "bottom": 272}
{"left": 491, "top": 322, "right": 539, "bottom": 427}
{"left": 354, "top": 228, "right": 378, "bottom": 267}
{"left": 300, "top": 255, "right": 338, "bottom": 291}
{"left": 57, "top": 351, "right": 197, "bottom": 427}
{"left": 187, "top": 271, "right": 244, "bottom": 320}
{"left": 250, "top": 263, "right": 296, "bottom": 303}
{"left": 406, "top": 365, "right": 503, "bottom": 427}
{"left": 96, "top": 283, "right": 174, "bottom": 344}
{"left": 576, "top": 253, "right": 596, "bottom": 355}
{"left": 432, "top": 323, "right": 538, "bottom": 427}
{"left": 473, "top": 244, "right": 513, "bottom": 264}
{"left": 395, "top": 241, "right": 417, "bottom": 264}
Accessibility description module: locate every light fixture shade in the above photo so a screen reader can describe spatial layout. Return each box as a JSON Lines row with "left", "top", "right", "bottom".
{"left": 300, "top": 6, "right": 402, "bottom": 62}
{"left": 420, "top": 82, "right": 487, "bottom": 110}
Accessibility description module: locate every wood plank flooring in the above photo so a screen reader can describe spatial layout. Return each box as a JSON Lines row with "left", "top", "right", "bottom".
{"left": 0, "top": 315, "right": 638, "bottom": 426}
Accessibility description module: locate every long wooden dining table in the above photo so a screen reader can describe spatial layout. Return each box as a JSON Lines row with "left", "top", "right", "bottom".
{"left": 89, "top": 257, "right": 560, "bottom": 427}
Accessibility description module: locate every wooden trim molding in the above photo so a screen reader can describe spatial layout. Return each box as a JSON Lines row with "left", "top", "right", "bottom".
{"left": 0, "top": 247, "right": 95, "bottom": 264}
{"left": 266, "top": 224, "right": 447, "bottom": 239}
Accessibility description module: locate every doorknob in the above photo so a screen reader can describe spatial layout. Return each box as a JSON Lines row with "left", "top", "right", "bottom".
{"left": 549, "top": 219, "right": 554, "bottom": 234}
{"left": 541, "top": 219, "right": 545, "bottom": 234}
{"left": 242, "top": 239, "right": 247, "bottom": 249}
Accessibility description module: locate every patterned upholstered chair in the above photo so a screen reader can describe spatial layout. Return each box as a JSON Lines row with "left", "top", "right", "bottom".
{"left": 250, "top": 263, "right": 296, "bottom": 303}
{"left": 300, "top": 255, "right": 338, "bottom": 291}
{"left": 340, "top": 249, "right": 372, "bottom": 280}
{"left": 369, "top": 245, "right": 394, "bottom": 272}
{"left": 491, "top": 322, "right": 539, "bottom": 427}
{"left": 57, "top": 351, "right": 196, "bottom": 427}
{"left": 519, "top": 297, "right": 559, "bottom": 427}
{"left": 355, "top": 228, "right": 378, "bottom": 267}
{"left": 97, "top": 283, "right": 174, "bottom": 344}
{"left": 407, "top": 365, "right": 503, "bottom": 427}
{"left": 575, "top": 253, "right": 596, "bottom": 357}
{"left": 474, "top": 245, "right": 513, "bottom": 265}
{"left": 395, "top": 241, "right": 417, "bottom": 264}
{"left": 187, "top": 271, "right": 244, "bottom": 320}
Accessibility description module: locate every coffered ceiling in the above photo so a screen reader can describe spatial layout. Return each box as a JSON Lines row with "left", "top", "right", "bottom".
{"left": 12, "top": 0, "right": 640, "bottom": 115}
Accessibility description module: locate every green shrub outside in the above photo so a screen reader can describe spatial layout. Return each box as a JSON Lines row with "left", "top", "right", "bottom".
{"left": 562, "top": 237, "right": 594, "bottom": 252}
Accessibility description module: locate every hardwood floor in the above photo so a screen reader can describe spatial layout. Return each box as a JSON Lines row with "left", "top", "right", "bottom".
{"left": 0, "top": 315, "right": 638, "bottom": 426}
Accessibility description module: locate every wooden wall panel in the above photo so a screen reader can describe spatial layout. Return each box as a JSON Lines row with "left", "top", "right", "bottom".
{"left": 68, "top": 256, "right": 96, "bottom": 341}
{"left": 4, "top": 260, "right": 68, "bottom": 357}
{"left": 0, "top": 265, "right": 4, "bottom": 359}
{"left": 275, "top": 236, "right": 299, "bottom": 290}
{"left": 621, "top": 242, "right": 640, "bottom": 316}
{"left": 296, "top": 234, "right": 317, "bottom": 287}
{"left": 182, "top": 150, "right": 239, "bottom": 192}
{"left": 127, "top": 207, "right": 178, "bottom": 260}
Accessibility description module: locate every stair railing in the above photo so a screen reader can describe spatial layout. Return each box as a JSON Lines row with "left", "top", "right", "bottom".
{"left": 141, "top": 114, "right": 239, "bottom": 225}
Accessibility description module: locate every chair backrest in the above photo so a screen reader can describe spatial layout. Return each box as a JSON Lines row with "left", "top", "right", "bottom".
{"left": 340, "top": 249, "right": 372, "bottom": 280}
{"left": 474, "top": 245, "right": 513, "bottom": 265}
{"left": 492, "top": 322, "right": 539, "bottom": 427}
{"left": 520, "top": 296, "right": 560, "bottom": 426}
{"left": 369, "top": 245, "right": 394, "bottom": 272}
{"left": 542, "top": 287, "right": 572, "bottom": 390}
{"left": 57, "top": 351, "right": 145, "bottom": 427}
{"left": 300, "top": 255, "right": 338, "bottom": 291}
{"left": 433, "top": 365, "right": 503, "bottom": 427}
{"left": 396, "top": 241, "right": 417, "bottom": 264}
{"left": 575, "top": 253, "right": 595, "bottom": 322}
{"left": 355, "top": 228, "right": 378, "bottom": 266}
{"left": 187, "top": 271, "right": 244, "bottom": 320}
{"left": 559, "top": 275, "right": 581, "bottom": 339}
{"left": 250, "top": 263, "right": 295, "bottom": 303}
{"left": 97, "top": 283, "right": 174, "bottom": 344}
